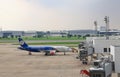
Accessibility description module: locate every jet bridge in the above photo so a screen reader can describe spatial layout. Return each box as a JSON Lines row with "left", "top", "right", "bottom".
{"left": 78, "top": 42, "right": 94, "bottom": 64}
{"left": 89, "top": 56, "right": 112, "bottom": 77}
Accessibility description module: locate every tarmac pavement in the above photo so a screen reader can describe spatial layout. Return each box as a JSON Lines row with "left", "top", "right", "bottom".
{"left": 0, "top": 44, "right": 117, "bottom": 77}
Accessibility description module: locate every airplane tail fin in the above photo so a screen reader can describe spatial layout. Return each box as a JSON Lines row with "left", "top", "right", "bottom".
{"left": 18, "top": 37, "right": 28, "bottom": 48}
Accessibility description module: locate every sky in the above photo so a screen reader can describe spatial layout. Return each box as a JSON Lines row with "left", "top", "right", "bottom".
{"left": 0, "top": 0, "right": 120, "bottom": 31}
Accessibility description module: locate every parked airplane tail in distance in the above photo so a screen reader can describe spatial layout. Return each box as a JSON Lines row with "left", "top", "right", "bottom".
{"left": 18, "top": 37, "right": 28, "bottom": 48}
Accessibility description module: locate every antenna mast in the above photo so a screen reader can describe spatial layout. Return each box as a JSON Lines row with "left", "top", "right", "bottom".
{"left": 94, "top": 21, "right": 98, "bottom": 36}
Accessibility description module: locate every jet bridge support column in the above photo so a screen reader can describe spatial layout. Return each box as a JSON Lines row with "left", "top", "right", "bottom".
{"left": 118, "top": 73, "right": 120, "bottom": 77}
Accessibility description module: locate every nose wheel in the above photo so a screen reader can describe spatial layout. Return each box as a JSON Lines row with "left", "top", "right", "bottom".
{"left": 45, "top": 52, "right": 48, "bottom": 56}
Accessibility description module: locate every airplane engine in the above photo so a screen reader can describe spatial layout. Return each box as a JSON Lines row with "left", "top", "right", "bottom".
{"left": 50, "top": 50, "right": 56, "bottom": 55}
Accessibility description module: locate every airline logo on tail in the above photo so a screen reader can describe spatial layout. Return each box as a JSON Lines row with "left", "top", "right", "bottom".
{"left": 18, "top": 37, "right": 28, "bottom": 48}
{"left": 18, "top": 37, "right": 24, "bottom": 45}
{"left": 19, "top": 40, "right": 25, "bottom": 45}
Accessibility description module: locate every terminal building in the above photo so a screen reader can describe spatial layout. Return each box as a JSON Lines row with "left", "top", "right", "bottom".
{"left": 48, "top": 30, "right": 68, "bottom": 37}
{"left": 0, "top": 29, "right": 120, "bottom": 38}
{"left": 23, "top": 31, "right": 37, "bottom": 37}
{"left": 68, "top": 30, "right": 97, "bottom": 36}
{"left": 86, "top": 36, "right": 120, "bottom": 54}
{"left": 0, "top": 31, "right": 24, "bottom": 38}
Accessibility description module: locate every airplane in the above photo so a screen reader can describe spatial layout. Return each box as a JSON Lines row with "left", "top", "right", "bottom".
{"left": 18, "top": 37, "right": 74, "bottom": 55}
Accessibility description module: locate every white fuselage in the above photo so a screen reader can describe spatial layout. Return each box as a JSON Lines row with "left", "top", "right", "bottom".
{"left": 53, "top": 46, "right": 72, "bottom": 52}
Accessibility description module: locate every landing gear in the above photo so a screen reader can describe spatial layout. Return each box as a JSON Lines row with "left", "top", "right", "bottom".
{"left": 28, "top": 51, "right": 32, "bottom": 55}
{"left": 45, "top": 52, "right": 49, "bottom": 56}
{"left": 64, "top": 51, "right": 66, "bottom": 55}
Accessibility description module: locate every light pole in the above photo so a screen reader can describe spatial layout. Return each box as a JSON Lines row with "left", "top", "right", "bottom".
{"left": 94, "top": 21, "right": 98, "bottom": 36}
{"left": 104, "top": 16, "right": 109, "bottom": 39}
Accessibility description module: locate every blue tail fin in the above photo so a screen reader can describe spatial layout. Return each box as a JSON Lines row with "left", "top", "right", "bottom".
{"left": 18, "top": 37, "right": 28, "bottom": 48}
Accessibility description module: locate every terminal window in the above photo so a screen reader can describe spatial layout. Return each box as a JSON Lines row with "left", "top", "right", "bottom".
{"left": 104, "top": 48, "right": 107, "bottom": 52}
